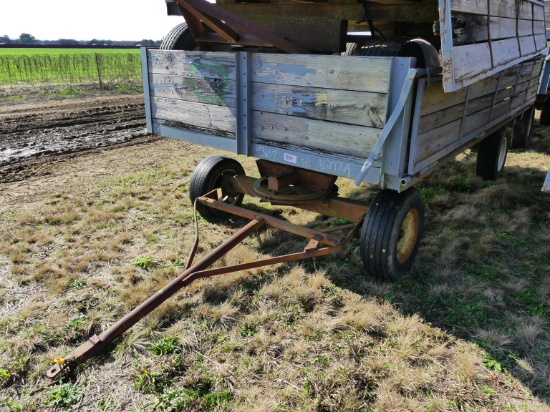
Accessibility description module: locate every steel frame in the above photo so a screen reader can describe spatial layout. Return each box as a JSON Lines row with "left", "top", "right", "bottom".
{"left": 47, "top": 192, "right": 364, "bottom": 378}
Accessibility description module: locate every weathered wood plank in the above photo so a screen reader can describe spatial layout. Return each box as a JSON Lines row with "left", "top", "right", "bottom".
{"left": 251, "top": 54, "right": 392, "bottom": 94}
{"left": 452, "top": 15, "right": 536, "bottom": 46}
{"left": 250, "top": 82, "right": 387, "bottom": 128}
{"left": 420, "top": 66, "right": 522, "bottom": 117}
{"left": 450, "top": 0, "right": 542, "bottom": 19}
{"left": 149, "top": 76, "right": 237, "bottom": 107}
{"left": 417, "top": 85, "right": 517, "bottom": 135}
{"left": 452, "top": 43, "right": 493, "bottom": 81}
{"left": 148, "top": 50, "right": 237, "bottom": 80}
{"left": 251, "top": 111, "right": 380, "bottom": 157}
{"left": 413, "top": 59, "right": 541, "bottom": 166}
{"left": 520, "top": 35, "right": 537, "bottom": 57}
{"left": 415, "top": 119, "right": 462, "bottom": 161}
{"left": 152, "top": 97, "right": 237, "bottom": 135}
{"left": 534, "top": 33, "right": 547, "bottom": 51}
{"left": 452, "top": 38, "right": 522, "bottom": 82}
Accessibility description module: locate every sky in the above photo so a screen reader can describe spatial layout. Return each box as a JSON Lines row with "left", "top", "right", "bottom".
{"left": 0, "top": 0, "right": 183, "bottom": 41}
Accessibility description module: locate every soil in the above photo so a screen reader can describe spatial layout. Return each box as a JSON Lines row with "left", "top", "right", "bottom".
{"left": 0, "top": 93, "right": 161, "bottom": 184}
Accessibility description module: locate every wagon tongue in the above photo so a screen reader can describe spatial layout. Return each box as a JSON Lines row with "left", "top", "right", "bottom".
{"left": 47, "top": 195, "right": 361, "bottom": 378}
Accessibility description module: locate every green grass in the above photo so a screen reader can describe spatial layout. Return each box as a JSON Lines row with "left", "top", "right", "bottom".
{"left": 0, "top": 50, "right": 142, "bottom": 89}
{"left": 0, "top": 48, "right": 140, "bottom": 56}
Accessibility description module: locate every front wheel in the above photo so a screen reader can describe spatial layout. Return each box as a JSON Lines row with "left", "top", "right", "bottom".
{"left": 189, "top": 156, "right": 245, "bottom": 218}
{"left": 475, "top": 128, "right": 508, "bottom": 180}
{"left": 360, "top": 188, "right": 425, "bottom": 281}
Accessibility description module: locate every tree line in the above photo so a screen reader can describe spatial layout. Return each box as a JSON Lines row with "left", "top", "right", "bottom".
{"left": 0, "top": 33, "right": 161, "bottom": 47}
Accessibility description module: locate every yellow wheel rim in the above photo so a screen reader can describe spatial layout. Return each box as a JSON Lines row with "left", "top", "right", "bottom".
{"left": 396, "top": 208, "right": 420, "bottom": 264}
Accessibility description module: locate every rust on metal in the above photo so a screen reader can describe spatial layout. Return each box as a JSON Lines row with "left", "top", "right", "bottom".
{"left": 176, "top": 0, "right": 309, "bottom": 53}
{"left": 47, "top": 193, "right": 363, "bottom": 378}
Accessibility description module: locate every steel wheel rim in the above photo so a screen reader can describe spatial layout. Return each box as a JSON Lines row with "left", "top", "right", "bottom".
{"left": 213, "top": 169, "right": 240, "bottom": 205}
{"left": 497, "top": 136, "right": 507, "bottom": 170}
{"left": 397, "top": 208, "right": 420, "bottom": 264}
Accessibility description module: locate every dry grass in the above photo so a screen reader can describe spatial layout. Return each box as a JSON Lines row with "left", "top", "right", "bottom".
{"left": 0, "top": 121, "right": 549, "bottom": 411}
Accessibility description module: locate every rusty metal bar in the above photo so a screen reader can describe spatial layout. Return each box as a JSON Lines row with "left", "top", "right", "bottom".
{"left": 198, "top": 197, "right": 342, "bottom": 246}
{"left": 227, "top": 175, "right": 370, "bottom": 222}
{"left": 47, "top": 217, "right": 265, "bottom": 378}
{"left": 178, "top": 0, "right": 240, "bottom": 43}
{"left": 47, "top": 194, "right": 362, "bottom": 378}
{"left": 177, "top": 0, "right": 309, "bottom": 53}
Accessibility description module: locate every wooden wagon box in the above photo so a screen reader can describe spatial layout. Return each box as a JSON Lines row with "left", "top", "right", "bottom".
{"left": 141, "top": 48, "right": 543, "bottom": 191}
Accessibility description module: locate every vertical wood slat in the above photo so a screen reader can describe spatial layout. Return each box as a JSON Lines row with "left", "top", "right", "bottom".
{"left": 413, "top": 60, "right": 541, "bottom": 169}
{"left": 441, "top": 0, "right": 545, "bottom": 92}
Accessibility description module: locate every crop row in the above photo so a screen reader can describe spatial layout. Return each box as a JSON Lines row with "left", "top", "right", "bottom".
{"left": 0, "top": 53, "right": 142, "bottom": 89}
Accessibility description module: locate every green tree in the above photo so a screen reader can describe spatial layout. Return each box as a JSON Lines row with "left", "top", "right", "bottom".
{"left": 18, "top": 33, "right": 37, "bottom": 44}
{"left": 0, "top": 35, "right": 12, "bottom": 44}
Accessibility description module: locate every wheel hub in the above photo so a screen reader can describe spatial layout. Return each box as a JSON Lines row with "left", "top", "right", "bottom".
{"left": 397, "top": 208, "right": 420, "bottom": 264}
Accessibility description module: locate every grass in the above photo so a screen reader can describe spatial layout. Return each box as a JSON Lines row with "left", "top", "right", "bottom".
{"left": 0, "top": 48, "right": 140, "bottom": 56}
{"left": 0, "top": 120, "right": 549, "bottom": 410}
{"left": 0, "top": 50, "right": 142, "bottom": 90}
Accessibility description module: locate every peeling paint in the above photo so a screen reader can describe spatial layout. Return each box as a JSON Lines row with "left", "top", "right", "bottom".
{"left": 542, "top": 168, "right": 550, "bottom": 193}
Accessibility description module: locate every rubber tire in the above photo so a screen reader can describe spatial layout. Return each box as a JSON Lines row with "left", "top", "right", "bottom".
{"left": 359, "top": 40, "right": 402, "bottom": 57}
{"left": 360, "top": 188, "right": 425, "bottom": 282}
{"left": 189, "top": 156, "right": 246, "bottom": 218}
{"left": 160, "top": 23, "right": 197, "bottom": 51}
{"left": 475, "top": 128, "right": 508, "bottom": 181}
{"left": 540, "top": 99, "right": 550, "bottom": 126}
{"left": 511, "top": 105, "right": 534, "bottom": 149}
{"left": 342, "top": 42, "right": 360, "bottom": 56}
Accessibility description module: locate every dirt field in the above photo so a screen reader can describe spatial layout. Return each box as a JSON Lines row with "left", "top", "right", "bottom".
{"left": 0, "top": 93, "right": 549, "bottom": 411}
{"left": 0, "top": 93, "right": 158, "bottom": 184}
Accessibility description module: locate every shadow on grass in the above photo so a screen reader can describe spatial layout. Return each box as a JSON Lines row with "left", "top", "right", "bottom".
{"left": 304, "top": 158, "right": 549, "bottom": 404}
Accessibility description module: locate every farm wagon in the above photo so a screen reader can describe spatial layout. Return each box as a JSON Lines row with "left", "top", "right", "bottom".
{"left": 147, "top": 0, "right": 547, "bottom": 278}
{"left": 47, "top": 0, "right": 550, "bottom": 378}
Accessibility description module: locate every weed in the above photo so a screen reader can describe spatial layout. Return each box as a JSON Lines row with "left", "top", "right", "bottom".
{"left": 131, "top": 255, "right": 159, "bottom": 270}
{"left": 134, "top": 369, "right": 172, "bottom": 394}
{"left": 68, "top": 278, "right": 87, "bottom": 290}
{"left": 0, "top": 368, "right": 10, "bottom": 387}
{"left": 44, "top": 383, "right": 82, "bottom": 408}
{"left": 1, "top": 398, "right": 22, "bottom": 412}
{"left": 239, "top": 322, "right": 259, "bottom": 337}
{"left": 482, "top": 352, "right": 503, "bottom": 372}
{"left": 153, "top": 386, "right": 197, "bottom": 411}
{"left": 150, "top": 336, "right": 182, "bottom": 356}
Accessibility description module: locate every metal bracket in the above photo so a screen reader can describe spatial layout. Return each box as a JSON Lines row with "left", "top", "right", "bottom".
{"left": 354, "top": 68, "right": 418, "bottom": 185}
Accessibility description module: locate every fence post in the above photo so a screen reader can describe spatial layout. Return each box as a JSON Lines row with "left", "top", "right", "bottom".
{"left": 95, "top": 53, "right": 103, "bottom": 89}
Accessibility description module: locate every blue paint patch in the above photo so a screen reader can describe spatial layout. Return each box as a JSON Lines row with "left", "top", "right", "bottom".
{"left": 273, "top": 64, "right": 317, "bottom": 77}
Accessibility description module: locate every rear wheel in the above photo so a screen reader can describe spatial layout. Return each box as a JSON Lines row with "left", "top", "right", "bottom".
{"left": 360, "top": 188, "right": 425, "bottom": 281}
{"left": 160, "top": 23, "right": 197, "bottom": 50}
{"left": 189, "top": 156, "right": 245, "bottom": 219}
{"left": 540, "top": 99, "right": 550, "bottom": 126}
{"left": 476, "top": 128, "right": 508, "bottom": 180}
{"left": 511, "top": 105, "right": 534, "bottom": 149}
{"left": 359, "top": 40, "right": 402, "bottom": 57}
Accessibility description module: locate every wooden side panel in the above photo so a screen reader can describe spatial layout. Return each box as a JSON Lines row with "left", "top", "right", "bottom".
{"left": 249, "top": 53, "right": 392, "bottom": 157}
{"left": 412, "top": 60, "right": 543, "bottom": 171}
{"left": 146, "top": 50, "right": 393, "bottom": 160}
{"left": 440, "top": 0, "right": 546, "bottom": 92}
